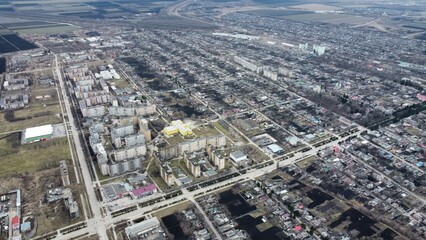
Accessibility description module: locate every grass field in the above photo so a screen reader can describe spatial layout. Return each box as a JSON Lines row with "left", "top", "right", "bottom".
{"left": 147, "top": 162, "right": 168, "bottom": 190}
{"left": 95, "top": 164, "right": 112, "bottom": 182}
{"left": 152, "top": 201, "right": 193, "bottom": 218}
{"left": 281, "top": 13, "right": 373, "bottom": 25}
{"left": 212, "top": 121, "right": 247, "bottom": 143}
{"left": 13, "top": 25, "right": 79, "bottom": 34}
{"left": 295, "top": 155, "right": 318, "bottom": 169}
{"left": 0, "top": 103, "right": 62, "bottom": 133}
{"left": 0, "top": 133, "right": 71, "bottom": 178}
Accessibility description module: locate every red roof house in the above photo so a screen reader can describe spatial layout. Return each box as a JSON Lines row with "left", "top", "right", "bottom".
{"left": 131, "top": 184, "right": 157, "bottom": 199}
{"left": 11, "top": 216, "right": 20, "bottom": 230}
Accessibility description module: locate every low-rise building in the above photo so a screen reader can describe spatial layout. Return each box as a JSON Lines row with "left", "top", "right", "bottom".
{"left": 125, "top": 217, "right": 161, "bottom": 240}
{"left": 229, "top": 150, "right": 248, "bottom": 166}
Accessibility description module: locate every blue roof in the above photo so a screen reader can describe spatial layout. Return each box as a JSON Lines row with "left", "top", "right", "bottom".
{"left": 21, "top": 222, "right": 31, "bottom": 231}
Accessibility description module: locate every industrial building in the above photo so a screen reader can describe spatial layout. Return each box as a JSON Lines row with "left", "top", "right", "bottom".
{"left": 125, "top": 217, "right": 162, "bottom": 240}
{"left": 24, "top": 124, "right": 53, "bottom": 143}
{"left": 267, "top": 144, "right": 284, "bottom": 154}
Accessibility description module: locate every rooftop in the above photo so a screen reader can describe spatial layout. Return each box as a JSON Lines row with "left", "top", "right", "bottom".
{"left": 125, "top": 217, "right": 161, "bottom": 237}
{"left": 24, "top": 124, "right": 53, "bottom": 139}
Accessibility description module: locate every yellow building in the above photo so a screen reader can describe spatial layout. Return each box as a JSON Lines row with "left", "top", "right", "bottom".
{"left": 164, "top": 126, "right": 178, "bottom": 136}
{"left": 178, "top": 125, "right": 193, "bottom": 136}
{"left": 164, "top": 120, "right": 193, "bottom": 137}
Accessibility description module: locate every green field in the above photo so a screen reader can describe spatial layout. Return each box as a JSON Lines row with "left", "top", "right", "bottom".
{"left": 13, "top": 25, "right": 79, "bottom": 34}
{"left": 0, "top": 103, "right": 62, "bottom": 133}
{"left": 147, "top": 162, "right": 168, "bottom": 190}
{"left": 0, "top": 133, "right": 72, "bottom": 178}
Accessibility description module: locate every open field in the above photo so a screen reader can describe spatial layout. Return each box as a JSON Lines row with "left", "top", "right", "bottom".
{"left": 212, "top": 121, "right": 247, "bottom": 143}
{"left": 0, "top": 133, "right": 72, "bottom": 178}
{"left": 95, "top": 164, "right": 112, "bottom": 182}
{"left": 281, "top": 13, "right": 374, "bottom": 25}
{"left": 287, "top": 4, "right": 341, "bottom": 11}
{"left": 0, "top": 103, "right": 62, "bottom": 133}
{"left": 243, "top": 9, "right": 312, "bottom": 16}
{"left": 152, "top": 201, "right": 193, "bottom": 218}
{"left": 295, "top": 155, "right": 317, "bottom": 169}
{"left": 14, "top": 25, "right": 79, "bottom": 34}
{"left": 0, "top": 34, "right": 38, "bottom": 53}
{"left": 109, "top": 78, "right": 132, "bottom": 89}
{"left": 1, "top": 20, "right": 80, "bottom": 34}
{"left": 148, "top": 161, "right": 169, "bottom": 190}
{"left": 0, "top": 167, "right": 83, "bottom": 237}
{"left": 35, "top": 198, "right": 83, "bottom": 236}
{"left": 0, "top": 0, "right": 179, "bottom": 19}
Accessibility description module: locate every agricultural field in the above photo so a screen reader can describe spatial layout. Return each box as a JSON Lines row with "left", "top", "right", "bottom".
{"left": 287, "top": 3, "right": 341, "bottom": 11}
{"left": 0, "top": 34, "right": 38, "bottom": 54}
{"left": 281, "top": 13, "right": 374, "bottom": 25}
{"left": 243, "top": 9, "right": 312, "bottom": 17}
{"left": 1, "top": 20, "right": 79, "bottom": 34}
{"left": 242, "top": 8, "right": 373, "bottom": 26}
{"left": 0, "top": 0, "right": 179, "bottom": 19}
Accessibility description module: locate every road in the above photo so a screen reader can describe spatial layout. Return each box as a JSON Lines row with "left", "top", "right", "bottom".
{"left": 53, "top": 54, "right": 108, "bottom": 240}
{"left": 49, "top": 124, "right": 363, "bottom": 239}
{"left": 191, "top": 199, "right": 223, "bottom": 240}
{"left": 346, "top": 149, "right": 426, "bottom": 209}
{"left": 46, "top": 44, "right": 422, "bottom": 240}
{"left": 352, "top": 18, "right": 381, "bottom": 28}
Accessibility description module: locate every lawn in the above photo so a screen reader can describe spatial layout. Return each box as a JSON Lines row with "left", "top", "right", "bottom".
{"left": 110, "top": 78, "right": 132, "bottom": 89}
{"left": 0, "top": 103, "right": 62, "bottom": 133}
{"left": 147, "top": 162, "right": 168, "bottom": 190}
{"left": 212, "top": 121, "right": 247, "bottom": 143}
{"left": 13, "top": 25, "right": 79, "bottom": 34}
{"left": 295, "top": 155, "right": 318, "bottom": 169}
{"left": 95, "top": 164, "right": 112, "bottom": 182}
{"left": 152, "top": 201, "right": 193, "bottom": 218}
{"left": 0, "top": 133, "right": 72, "bottom": 178}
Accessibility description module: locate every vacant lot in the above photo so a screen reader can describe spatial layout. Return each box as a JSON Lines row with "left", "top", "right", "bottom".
{"left": 0, "top": 103, "right": 61, "bottom": 133}
{"left": 14, "top": 25, "right": 79, "bottom": 34}
{"left": 281, "top": 13, "right": 373, "bottom": 25}
{"left": 288, "top": 4, "right": 341, "bottom": 11}
{"left": 0, "top": 133, "right": 71, "bottom": 178}
{"left": 243, "top": 9, "right": 311, "bottom": 17}
{"left": 2, "top": 20, "right": 79, "bottom": 34}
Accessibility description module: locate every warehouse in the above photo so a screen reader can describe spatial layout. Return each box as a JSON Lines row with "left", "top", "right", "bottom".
{"left": 267, "top": 144, "right": 284, "bottom": 154}
{"left": 125, "top": 217, "right": 162, "bottom": 239}
{"left": 229, "top": 150, "right": 248, "bottom": 166}
{"left": 24, "top": 124, "right": 53, "bottom": 143}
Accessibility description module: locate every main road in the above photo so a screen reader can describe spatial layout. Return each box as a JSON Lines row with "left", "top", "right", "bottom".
{"left": 52, "top": 126, "right": 363, "bottom": 239}
{"left": 53, "top": 54, "right": 108, "bottom": 240}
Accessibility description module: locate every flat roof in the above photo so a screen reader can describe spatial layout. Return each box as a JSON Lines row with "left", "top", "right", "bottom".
{"left": 25, "top": 124, "right": 53, "bottom": 139}
{"left": 125, "top": 217, "right": 160, "bottom": 237}
{"left": 230, "top": 150, "right": 247, "bottom": 162}
{"left": 267, "top": 144, "right": 284, "bottom": 153}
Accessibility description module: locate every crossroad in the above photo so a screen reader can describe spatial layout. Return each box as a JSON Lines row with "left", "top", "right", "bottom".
{"left": 44, "top": 52, "right": 376, "bottom": 240}
{"left": 53, "top": 54, "right": 108, "bottom": 240}
{"left": 48, "top": 117, "right": 363, "bottom": 239}
{"left": 48, "top": 49, "right": 425, "bottom": 240}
